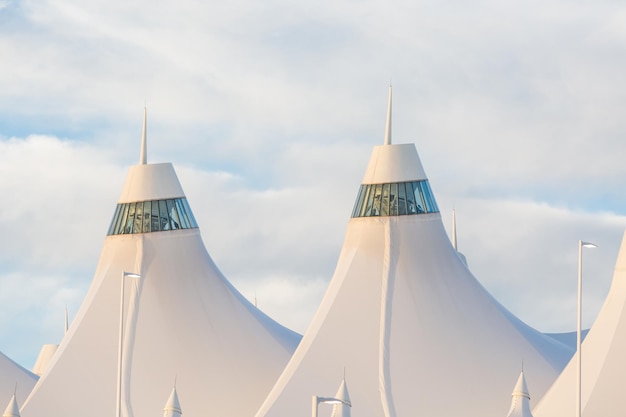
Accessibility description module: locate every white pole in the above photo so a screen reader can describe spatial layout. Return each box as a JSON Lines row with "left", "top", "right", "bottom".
{"left": 576, "top": 240, "right": 596, "bottom": 417}
{"left": 576, "top": 239, "right": 582, "bottom": 417}
{"left": 312, "top": 395, "right": 319, "bottom": 417}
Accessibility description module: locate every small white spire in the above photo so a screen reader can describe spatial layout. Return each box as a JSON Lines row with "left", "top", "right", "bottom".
{"left": 506, "top": 371, "right": 533, "bottom": 417}
{"left": 452, "top": 208, "right": 458, "bottom": 251}
{"left": 2, "top": 393, "right": 20, "bottom": 417}
{"left": 64, "top": 307, "right": 69, "bottom": 334}
{"left": 331, "top": 377, "right": 351, "bottom": 417}
{"left": 512, "top": 371, "right": 530, "bottom": 400}
{"left": 163, "top": 386, "right": 182, "bottom": 417}
{"left": 139, "top": 106, "right": 148, "bottom": 165}
{"left": 384, "top": 85, "right": 392, "bottom": 145}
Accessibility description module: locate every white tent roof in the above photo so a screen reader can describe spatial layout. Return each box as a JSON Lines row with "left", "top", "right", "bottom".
{"left": 534, "top": 229, "right": 626, "bottom": 417}
{"left": 0, "top": 352, "right": 36, "bottom": 412}
{"left": 254, "top": 94, "right": 571, "bottom": 417}
{"left": 20, "top": 116, "right": 300, "bottom": 417}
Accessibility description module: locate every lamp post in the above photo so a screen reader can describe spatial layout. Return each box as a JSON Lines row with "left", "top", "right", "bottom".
{"left": 577, "top": 240, "right": 596, "bottom": 417}
{"left": 117, "top": 272, "right": 141, "bottom": 417}
{"left": 312, "top": 395, "right": 351, "bottom": 417}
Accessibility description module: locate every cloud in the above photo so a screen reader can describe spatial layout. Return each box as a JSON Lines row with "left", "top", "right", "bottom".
{"left": 0, "top": 0, "right": 625, "bottom": 371}
{"left": 444, "top": 196, "right": 625, "bottom": 332}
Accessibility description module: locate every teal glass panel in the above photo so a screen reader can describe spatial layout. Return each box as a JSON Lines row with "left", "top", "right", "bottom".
{"left": 107, "top": 198, "right": 199, "bottom": 235}
{"left": 351, "top": 180, "right": 438, "bottom": 218}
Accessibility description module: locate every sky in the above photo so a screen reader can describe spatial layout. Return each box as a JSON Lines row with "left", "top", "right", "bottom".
{"left": 1, "top": 0, "right": 626, "bottom": 368}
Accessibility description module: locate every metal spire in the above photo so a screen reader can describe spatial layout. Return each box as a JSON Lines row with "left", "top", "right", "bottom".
{"left": 384, "top": 85, "right": 392, "bottom": 145}
{"left": 139, "top": 106, "right": 147, "bottom": 165}
{"left": 64, "top": 307, "right": 69, "bottom": 334}
{"left": 163, "top": 385, "right": 182, "bottom": 417}
{"left": 452, "top": 208, "right": 458, "bottom": 251}
{"left": 2, "top": 392, "right": 20, "bottom": 417}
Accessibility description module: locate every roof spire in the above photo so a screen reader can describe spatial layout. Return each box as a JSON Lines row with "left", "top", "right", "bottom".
{"left": 452, "top": 208, "right": 458, "bottom": 251}
{"left": 506, "top": 371, "right": 533, "bottom": 417}
{"left": 163, "top": 385, "right": 182, "bottom": 417}
{"left": 331, "top": 377, "right": 352, "bottom": 417}
{"left": 139, "top": 106, "right": 147, "bottom": 165}
{"left": 384, "top": 84, "right": 392, "bottom": 145}
{"left": 2, "top": 392, "right": 20, "bottom": 417}
{"left": 64, "top": 307, "right": 69, "bottom": 334}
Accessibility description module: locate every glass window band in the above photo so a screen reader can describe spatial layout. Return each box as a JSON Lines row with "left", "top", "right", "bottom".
{"left": 351, "top": 180, "right": 439, "bottom": 218}
{"left": 107, "top": 197, "right": 199, "bottom": 235}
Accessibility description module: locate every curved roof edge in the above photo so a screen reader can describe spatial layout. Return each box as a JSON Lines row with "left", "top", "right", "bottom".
{"left": 361, "top": 143, "right": 427, "bottom": 184}
{"left": 118, "top": 163, "right": 185, "bottom": 203}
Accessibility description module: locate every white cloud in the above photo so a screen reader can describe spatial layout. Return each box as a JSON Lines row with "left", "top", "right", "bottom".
{"left": 0, "top": 0, "right": 625, "bottom": 371}
{"left": 443, "top": 197, "right": 625, "bottom": 332}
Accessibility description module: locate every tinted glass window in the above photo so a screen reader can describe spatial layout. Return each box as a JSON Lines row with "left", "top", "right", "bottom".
{"left": 107, "top": 198, "right": 199, "bottom": 235}
{"left": 351, "top": 180, "right": 439, "bottom": 218}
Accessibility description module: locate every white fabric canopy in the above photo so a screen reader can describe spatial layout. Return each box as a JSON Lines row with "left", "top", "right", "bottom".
{"left": 0, "top": 352, "right": 37, "bottom": 412}
{"left": 534, "top": 229, "right": 626, "bottom": 417}
{"left": 255, "top": 141, "right": 572, "bottom": 417}
{"left": 21, "top": 160, "right": 300, "bottom": 417}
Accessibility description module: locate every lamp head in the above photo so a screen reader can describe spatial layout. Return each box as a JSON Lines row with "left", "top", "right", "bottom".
{"left": 316, "top": 397, "right": 350, "bottom": 406}
{"left": 322, "top": 399, "right": 342, "bottom": 405}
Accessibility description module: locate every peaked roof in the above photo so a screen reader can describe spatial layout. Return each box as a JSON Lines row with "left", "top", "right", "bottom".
{"left": 21, "top": 112, "right": 300, "bottom": 417}
{"left": 506, "top": 371, "right": 533, "bottom": 417}
{"left": 331, "top": 378, "right": 351, "bottom": 417}
{"left": 534, "top": 229, "right": 626, "bottom": 417}
{"left": 0, "top": 352, "right": 37, "bottom": 411}
{"left": 254, "top": 91, "right": 571, "bottom": 417}
{"left": 2, "top": 394, "right": 19, "bottom": 417}
{"left": 512, "top": 371, "right": 530, "bottom": 399}
{"left": 163, "top": 386, "right": 181, "bottom": 417}
{"left": 117, "top": 162, "right": 185, "bottom": 203}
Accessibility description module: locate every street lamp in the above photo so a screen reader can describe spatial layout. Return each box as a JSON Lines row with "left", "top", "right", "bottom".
{"left": 312, "top": 395, "right": 351, "bottom": 417}
{"left": 576, "top": 240, "right": 596, "bottom": 417}
{"left": 117, "top": 271, "right": 141, "bottom": 417}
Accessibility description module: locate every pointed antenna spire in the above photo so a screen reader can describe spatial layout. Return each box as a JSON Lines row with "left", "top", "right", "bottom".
{"left": 506, "top": 371, "right": 533, "bottom": 417}
{"left": 2, "top": 392, "right": 20, "bottom": 417}
{"left": 383, "top": 85, "right": 392, "bottom": 145}
{"left": 452, "top": 208, "right": 458, "bottom": 251}
{"left": 163, "top": 385, "right": 182, "bottom": 417}
{"left": 139, "top": 106, "right": 148, "bottom": 165}
{"left": 64, "top": 307, "right": 69, "bottom": 334}
{"left": 512, "top": 371, "right": 530, "bottom": 400}
{"left": 331, "top": 377, "right": 352, "bottom": 417}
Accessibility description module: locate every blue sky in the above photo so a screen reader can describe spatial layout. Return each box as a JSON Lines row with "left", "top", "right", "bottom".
{"left": 1, "top": 0, "right": 626, "bottom": 368}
